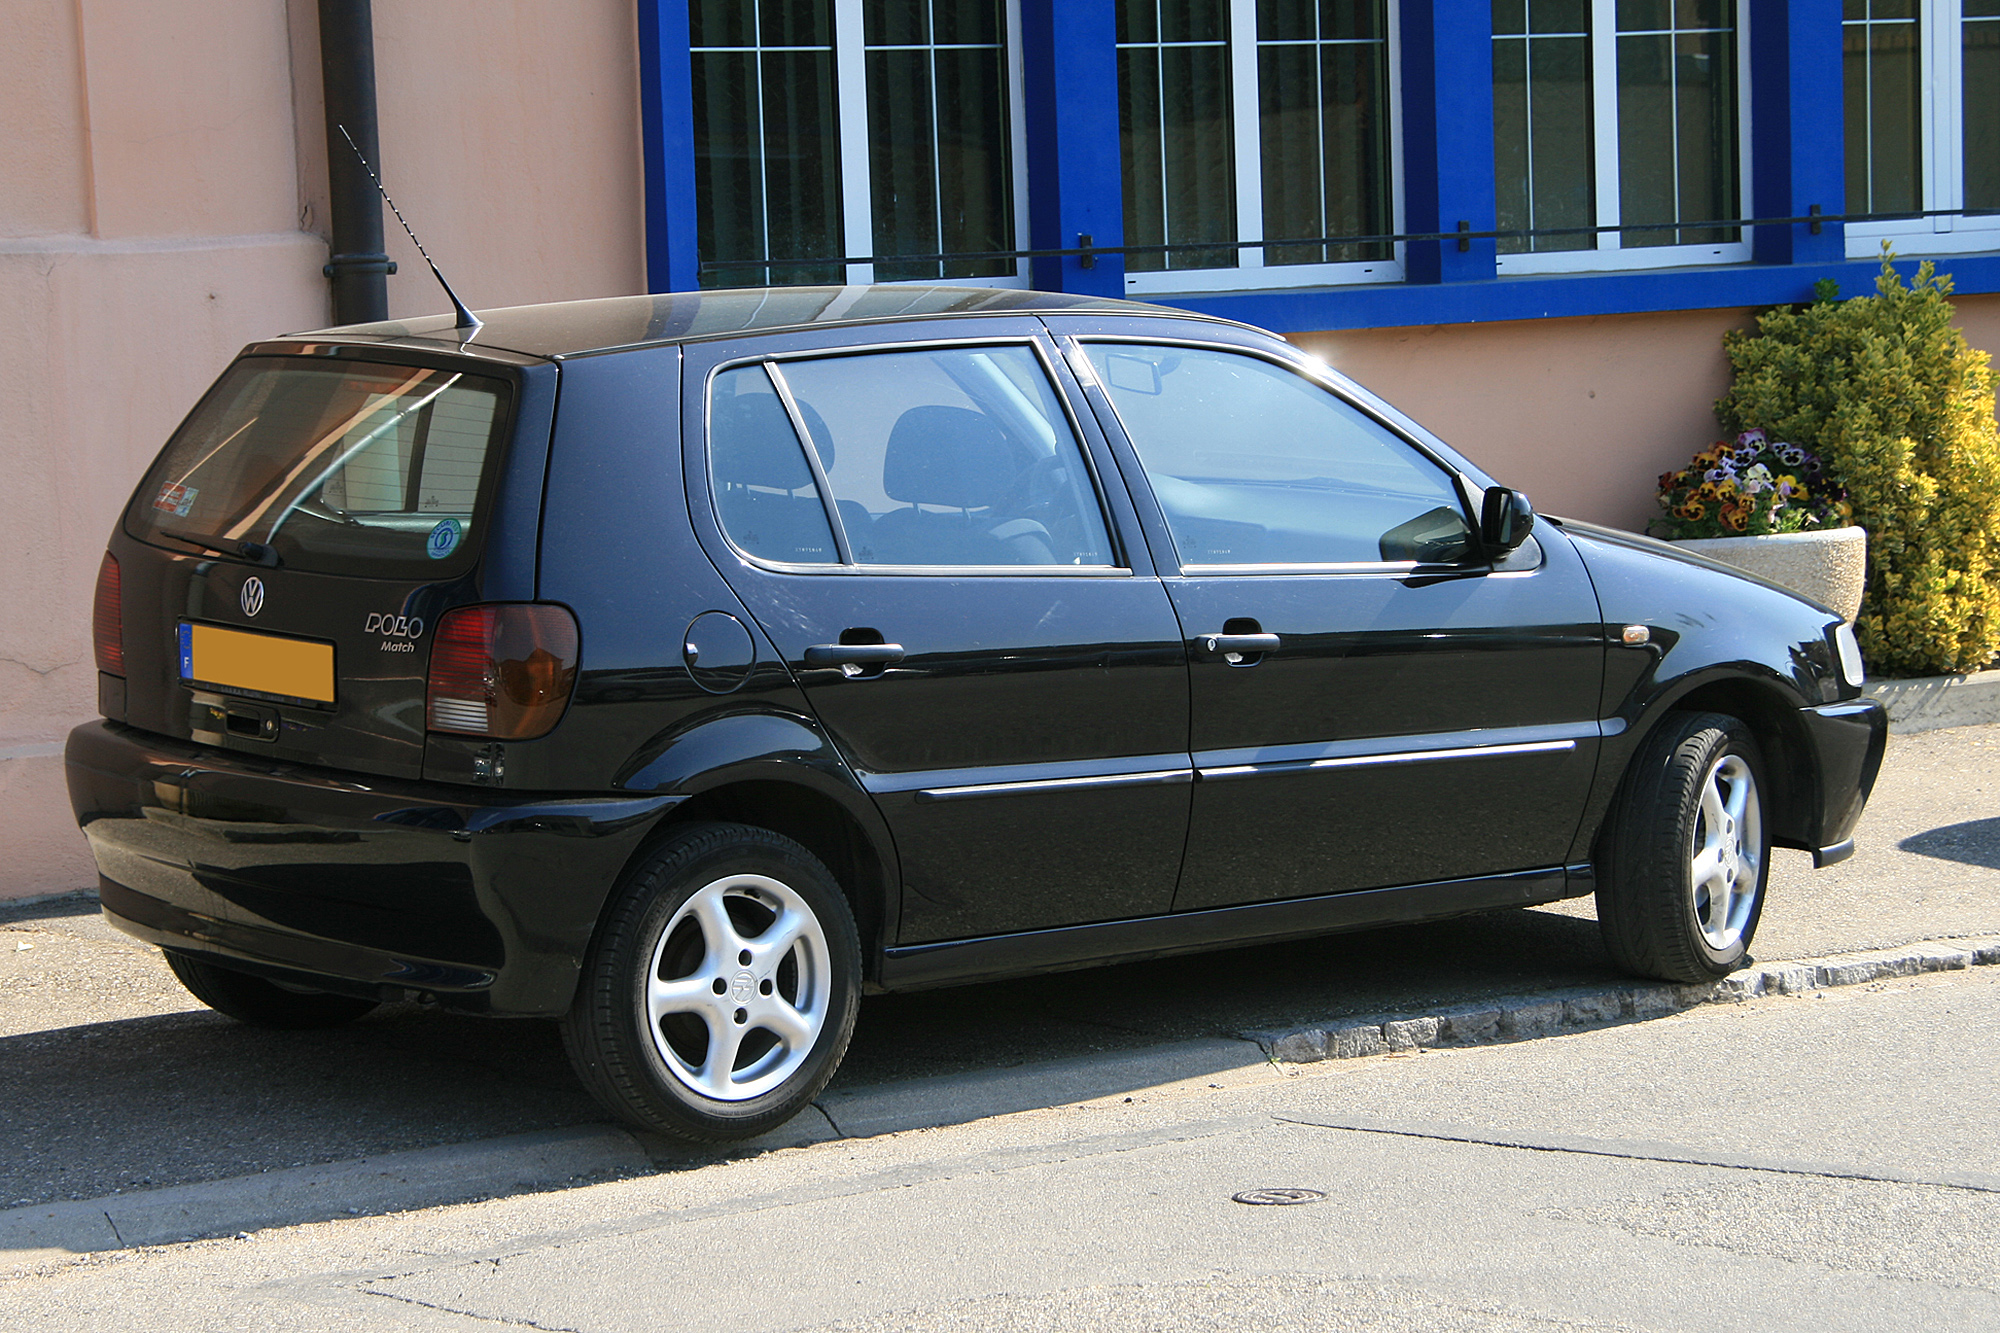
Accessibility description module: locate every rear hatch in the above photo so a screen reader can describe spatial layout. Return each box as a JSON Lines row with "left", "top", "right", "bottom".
{"left": 109, "top": 347, "right": 543, "bottom": 781}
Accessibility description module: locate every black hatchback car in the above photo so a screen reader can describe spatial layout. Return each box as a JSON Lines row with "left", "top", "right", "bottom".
{"left": 68, "top": 286, "right": 1886, "bottom": 1141}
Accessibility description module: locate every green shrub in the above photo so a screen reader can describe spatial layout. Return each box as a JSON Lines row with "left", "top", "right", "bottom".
{"left": 1716, "top": 257, "right": 2000, "bottom": 677}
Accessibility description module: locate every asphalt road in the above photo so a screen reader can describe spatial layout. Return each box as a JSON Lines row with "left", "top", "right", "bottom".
{"left": 3, "top": 723, "right": 1997, "bottom": 1211}
{"left": 6, "top": 965, "right": 1997, "bottom": 1331}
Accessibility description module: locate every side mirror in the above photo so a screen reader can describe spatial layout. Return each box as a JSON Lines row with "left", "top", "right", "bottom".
{"left": 1480, "top": 487, "right": 1536, "bottom": 554}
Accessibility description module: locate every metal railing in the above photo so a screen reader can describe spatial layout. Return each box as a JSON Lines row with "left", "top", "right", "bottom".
{"left": 696, "top": 206, "right": 2000, "bottom": 279}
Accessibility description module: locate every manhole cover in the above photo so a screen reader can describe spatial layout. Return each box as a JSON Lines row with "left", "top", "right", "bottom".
{"left": 1231, "top": 1187, "right": 1326, "bottom": 1206}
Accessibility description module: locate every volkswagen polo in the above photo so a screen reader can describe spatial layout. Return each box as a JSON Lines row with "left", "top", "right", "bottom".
{"left": 67, "top": 286, "right": 1886, "bottom": 1141}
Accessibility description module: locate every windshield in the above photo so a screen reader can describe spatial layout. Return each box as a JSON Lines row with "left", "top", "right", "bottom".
{"left": 127, "top": 357, "right": 511, "bottom": 575}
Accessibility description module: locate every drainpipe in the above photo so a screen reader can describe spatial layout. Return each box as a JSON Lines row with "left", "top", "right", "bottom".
{"left": 319, "top": 0, "right": 393, "bottom": 323}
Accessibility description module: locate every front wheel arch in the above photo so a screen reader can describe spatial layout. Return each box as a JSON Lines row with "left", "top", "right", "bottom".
{"left": 1649, "top": 678, "right": 1818, "bottom": 854}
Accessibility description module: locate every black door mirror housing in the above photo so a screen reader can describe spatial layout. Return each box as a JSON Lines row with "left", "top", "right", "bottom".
{"left": 1480, "top": 487, "right": 1536, "bottom": 554}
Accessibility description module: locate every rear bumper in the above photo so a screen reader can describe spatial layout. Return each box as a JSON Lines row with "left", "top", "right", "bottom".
{"left": 65, "top": 721, "right": 679, "bottom": 1015}
{"left": 1798, "top": 698, "right": 1888, "bottom": 865}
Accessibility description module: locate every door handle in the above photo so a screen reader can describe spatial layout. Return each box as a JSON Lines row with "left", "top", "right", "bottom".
{"left": 1197, "top": 633, "right": 1280, "bottom": 658}
{"left": 803, "top": 643, "right": 906, "bottom": 667}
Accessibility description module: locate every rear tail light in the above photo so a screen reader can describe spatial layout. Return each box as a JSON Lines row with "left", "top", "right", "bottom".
{"left": 93, "top": 552, "right": 124, "bottom": 676}
{"left": 427, "top": 603, "right": 579, "bottom": 740}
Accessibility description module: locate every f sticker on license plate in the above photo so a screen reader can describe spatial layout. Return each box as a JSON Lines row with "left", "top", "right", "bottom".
{"left": 178, "top": 623, "right": 335, "bottom": 704}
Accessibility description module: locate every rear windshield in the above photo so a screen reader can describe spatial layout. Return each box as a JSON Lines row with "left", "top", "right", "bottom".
{"left": 127, "top": 356, "right": 512, "bottom": 576}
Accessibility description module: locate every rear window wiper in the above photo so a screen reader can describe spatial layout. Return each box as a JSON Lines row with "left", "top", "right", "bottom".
{"left": 157, "top": 529, "right": 281, "bottom": 567}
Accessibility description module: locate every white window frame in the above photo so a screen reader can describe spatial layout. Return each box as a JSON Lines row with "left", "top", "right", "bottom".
{"left": 1121, "top": 0, "right": 1407, "bottom": 295}
{"left": 1495, "top": 0, "right": 1753, "bottom": 276}
{"left": 1846, "top": 0, "right": 2000, "bottom": 258}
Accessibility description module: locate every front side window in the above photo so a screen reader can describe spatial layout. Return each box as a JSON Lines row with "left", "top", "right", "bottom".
{"left": 1116, "top": 0, "right": 1399, "bottom": 292}
{"left": 1843, "top": 0, "right": 2000, "bottom": 256}
{"left": 710, "top": 345, "right": 1116, "bottom": 569}
{"left": 1083, "top": 344, "right": 1474, "bottom": 567}
{"left": 692, "top": 0, "right": 1022, "bottom": 288}
{"left": 1492, "top": 0, "right": 1746, "bottom": 273}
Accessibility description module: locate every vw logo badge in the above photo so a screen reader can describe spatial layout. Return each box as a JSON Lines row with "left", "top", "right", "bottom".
{"left": 240, "top": 576, "right": 265, "bottom": 618}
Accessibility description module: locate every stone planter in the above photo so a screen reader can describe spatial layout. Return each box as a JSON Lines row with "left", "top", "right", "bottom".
{"left": 1671, "top": 526, "right": 1868, "bottom": 623}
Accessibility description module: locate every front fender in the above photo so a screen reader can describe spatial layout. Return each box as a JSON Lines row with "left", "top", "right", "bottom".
{"left": 1559, "top": 519, "right": 1861, "bottom": 864}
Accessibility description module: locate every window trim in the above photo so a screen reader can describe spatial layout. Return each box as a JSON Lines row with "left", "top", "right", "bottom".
{"left": 1068, "top": 334, "right": 1489, "bottom": 575}
{"left": 1494, "top": 0, "right": 1756, "bottom": 276}
{"left": 1119, "top": 0, "right": 1409, "bottom": 296}
{"left": 701, "top": 335, "right": 1132, "bottom": 576}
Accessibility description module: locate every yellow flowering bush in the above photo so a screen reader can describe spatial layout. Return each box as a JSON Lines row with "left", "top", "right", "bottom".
{"left": 1715, "top": 256, "right": 2000, "bottom": 677}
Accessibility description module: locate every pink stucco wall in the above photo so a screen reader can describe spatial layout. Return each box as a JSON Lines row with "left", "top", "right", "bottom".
{"left": 1296, "top": 308, "right": 1759, "bottom": 534}
{"left": 1299, "top": 291, "right": 2000, "bottom": 534}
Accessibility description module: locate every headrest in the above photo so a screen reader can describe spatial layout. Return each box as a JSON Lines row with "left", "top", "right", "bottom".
{"left": 882, "top": 406, "right": 1013, "bottom": 510}
{"left": 711, "top": 393, "right": 834, "bottom": 491}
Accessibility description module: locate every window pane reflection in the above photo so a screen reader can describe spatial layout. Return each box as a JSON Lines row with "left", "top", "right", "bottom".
{"left": 1494, "top": 0, "right": 1594, "bottom": 254}
{"left": 1967, "top": 10, "right": 2000, "bottom": 211}
{"left": 1117, "top": 0, "right": 1237, "bottom": 272}
{"left": 1616, "top": 6, "right": 1739, "bottom": 248}
{"left": 867, "top": 0, "right": 1015, "bottom": 281}
{"left": 1844, "top": 2, "right": 1923, "bottom": 217}
{"left": 1259, "top": 0, "right": 1393, "bottom": 264}
{"left": 692, "top": 1, "right": 842, "bottom": 287}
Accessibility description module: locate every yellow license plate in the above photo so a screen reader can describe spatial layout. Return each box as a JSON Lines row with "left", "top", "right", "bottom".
{"left": 179, "top": 623, "right": 335, "bottom": 704}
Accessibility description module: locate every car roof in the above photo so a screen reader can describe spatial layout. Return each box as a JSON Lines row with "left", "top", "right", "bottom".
{"left": 280, "top": 285, "right": 1224, "bottom": 362}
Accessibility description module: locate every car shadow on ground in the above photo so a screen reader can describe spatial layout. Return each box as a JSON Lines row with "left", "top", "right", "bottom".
{"left": 836, "top": 905, "right": 1617, "bottom": 1085}
{"left": 2, "top": 904, "right": 1617, "bottom": 1213}
{"left": 1899, "top": 818, "right": 2000, "bottom": 870}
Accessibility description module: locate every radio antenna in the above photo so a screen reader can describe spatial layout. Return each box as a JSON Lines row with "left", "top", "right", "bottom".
{"left": 337, "top": 124, "right": 480, "bottom": 331}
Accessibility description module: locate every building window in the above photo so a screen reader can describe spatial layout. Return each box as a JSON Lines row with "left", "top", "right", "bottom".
{"left": 1492, "top": 0, "right": 1747, "bottom": 273}
{"left": 692, "top": 3, "right": 844, "bottom": 287}
{"left": 1844, "top": 0, "right": 2000, "bottom": 256}
{"left": 1115, "top": 0, "right": 1400, "bottom": 292}
{"left": 691, "top": 0, "right": 1024, "bottom": 287}
{"left": 1969, "top": 0, "right": 2000, "bottom": 210}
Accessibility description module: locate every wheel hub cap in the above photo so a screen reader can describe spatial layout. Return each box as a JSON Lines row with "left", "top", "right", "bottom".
{"left": 1690, "top": 753, "right": 1762, "bottom": 952}
{"left": 643, "top": 873, "right": 831, "bottom": 1103}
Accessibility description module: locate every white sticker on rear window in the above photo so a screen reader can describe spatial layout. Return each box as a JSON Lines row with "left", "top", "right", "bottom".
{"left": 427, "top": 518, "right": 462, "bottom": 560}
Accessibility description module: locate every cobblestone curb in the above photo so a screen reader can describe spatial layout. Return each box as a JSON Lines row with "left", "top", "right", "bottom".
{"left": 1245, "top": 937, "right": 2000, "bottom": 1065}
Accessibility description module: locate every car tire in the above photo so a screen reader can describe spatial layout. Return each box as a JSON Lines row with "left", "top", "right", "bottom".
{"left": 560, "top": 822, "right": 861, "bottom": 1143}
{"left": 163, "top": 950, "right": 381, "bottom": 1029}
{"left": 1596, "top": 711, "right": 1770, "bottom": 983}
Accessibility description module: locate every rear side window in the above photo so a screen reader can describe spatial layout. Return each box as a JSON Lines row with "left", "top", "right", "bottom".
{"left": 708, "top": 345, "right": 1117, "bottom": 570}
{"left": 127, "top": 357, "right": 511, "bottom": 576}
